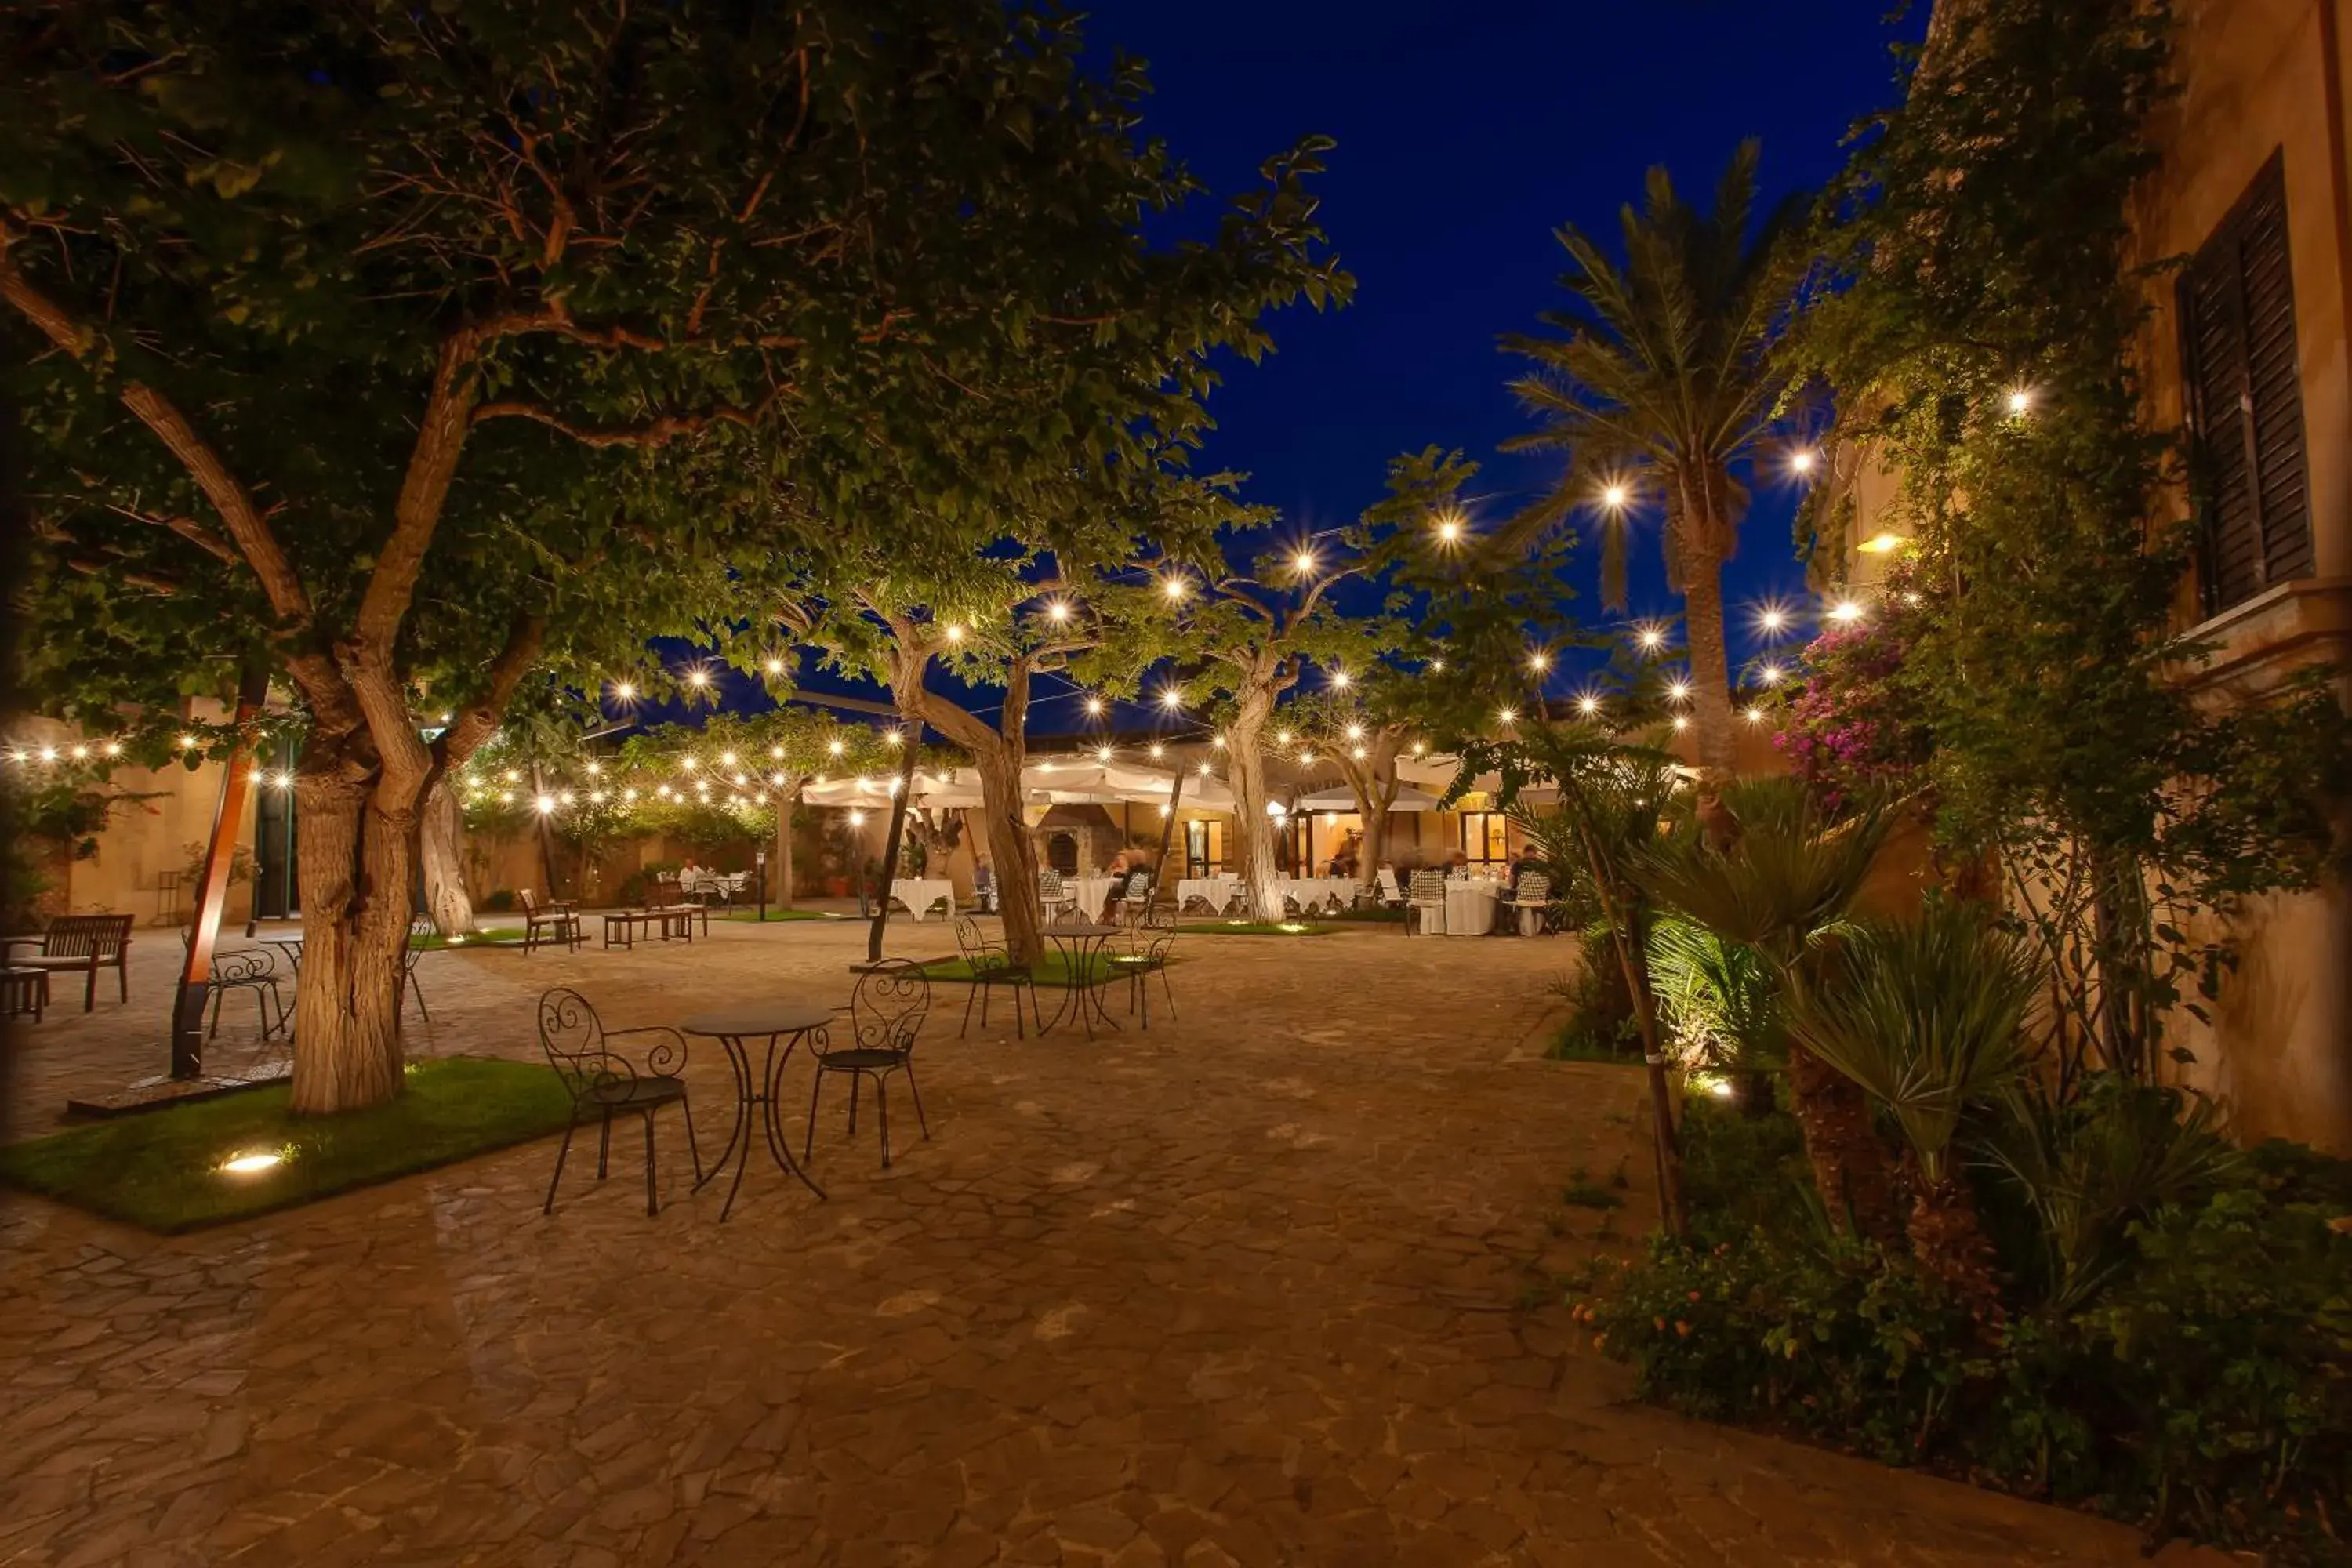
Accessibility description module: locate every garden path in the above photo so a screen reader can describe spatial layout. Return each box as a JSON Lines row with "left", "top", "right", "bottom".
{"left": 0, "top": 918, "right": 2227, "bottom": 1565}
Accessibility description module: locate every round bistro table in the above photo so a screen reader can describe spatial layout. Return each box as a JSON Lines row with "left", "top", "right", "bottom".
{"left": 1036, "top": 924, "right": 1124, "bottom": 1040}
{"left": 680, "top": 1001, "right": 835, "bottom": 1219}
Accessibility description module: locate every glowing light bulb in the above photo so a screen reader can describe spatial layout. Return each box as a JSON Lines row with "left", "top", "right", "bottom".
{"left": 1300, "top": 753, "right": 1318, "bottom": 766}
{"left": 504, "top": 769, "right": 520, "bottom": 782}
{"left": 614, "top": 681, "right": 636, "bottom": 700}
{"left": 1497, "top": 707, "right": 1517, "bottom": 725}
{"left": 1345, "top": 723, "right": 1364, "bottom": 740}
{"left": 1528, "top": 652, "right": 1550, "bottom": 673}
{"left": 1149, "top": 742, "right": 1165, "bottom": 758}
{"left": 849, "top": 809, "right": 866, "bottom": 826}
{"left": 1745, "top": 706, "right": 1766, "bottom": 723}
{"left": 1430, "top": 658, "right": 1445, "bottom": 672}
{"left": 1046, "top": 600, "right": 1071, "bottom": 622}
{"left": 1436, "top": 511, "right": 1465, "bottom": 543}
{"left": 1160, "top": 803, "right": 1173, "bottom": 817}
{"left": 1160, "top": 690, "right": 1181, "bottom": 710}
{"left": 1672, "top": 715, "right": 1690, "bottom": 731}
{"left": 499, "top": 790, "right": 515, "bottom": 804}
{"left": 885, "top": 730, "right": 903, "bottom": 746}
{"left": 1668, "top": 681, "right": 1691, "bottom": 701}
{"left": 680, "top": 757, "right": 697, "bottom": 772}
{"left": 102, "top": 741, "right": 121, "bottom": 757}
{"left": 828, "top": 739, "right": 845, "bottom": 756}
{"left": 1095, "top": 746, "right": 1112, "bottom": 763}
{"left": 719, "top": 750, "right": 736, "bottom": 766}
{"left": 585, "top": 761, "right": 601, "bottom": 776}
{"left": 220, "top": 1151, "right": 282, "bottom": 1175}
{"left": 1602, "top": 482, "right": 1630, "bottom": 510}
{"left": 1211, "top": 735, "right": 1227, "bottom": 749}
{"left": 944, "top": 622, "right": 965, "bottom": 643}
{"left": 1276, "top": 729, "right": 1292, "bottom": 746}
{"left": 687, "top": 670, "right": 710, "bottom": 688}
{"left": 1790, "top": 449, "right": 1817, "bottom": 475}
{"left": 1759, "top": 608, "right": 1786, "bottom": 633}
{"left": 1292, "top": 549, "right": 1316, "bottom": 574}
{"left": 1085, "top": 696, "right": 1105, "bottom": 717}
{"left": 1760, "top": 663, "right": 1784, "bottom": 685}
{"left": 535, "top": 795, "right": 555, "bottom": 813}
{"left": 1829, "top": 600, "right": 1864, "bottom": 624}
{"left": 176, "top": 735, "right": 196, "bottom": 750}
{"left": 624, "top": 789, "right": 638, "bottom": 802}
{"left": 2006, "top": 387, "right": 2034, "bottom": 416}
{"left": 70, "top": 745, "right": 88, "bottom": 760}
{"left": 1351, "top": 746, "right": 1367, "bottom": 760}
{"left": 1329, "top": 670, "right": 1351, "bottom": 689}
{"left": 1162, "top": 576, "right": 1188, "bottom": 601}
{"left": 1577, "top": 695, "right": 1600, "bottom": 716}
{"left": 1411, "top": 740, "right": 1426, "bottom": 754}
{"left": 1639, "top": 626, "right": 1665, "bottom": 650}
{"left": 764, "top": 657, "right": 784, "bottom": 675}
{"left": 590, "top": 790, "right": 606, "bottom": 804}
{"left": 1196, "top": 763, "right": 1211, "bottom": 776}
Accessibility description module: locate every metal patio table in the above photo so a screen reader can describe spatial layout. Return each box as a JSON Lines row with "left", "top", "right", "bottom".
{"left": 680, "top": 1001, "right": 834, "bottom": 1219}
{"left": 1036, "top": 923, "right": 1124, "bottom": 1040}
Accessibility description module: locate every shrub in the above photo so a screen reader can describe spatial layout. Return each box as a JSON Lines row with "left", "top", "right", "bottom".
{"left": 1548, "top": 938, "right": 1639, "bottom": 1062}
{"left": 1587, "top": 1103, "right": 2352, "bottom": 1560}
{"left": 480, "top": 888, "right": 516, "bottom": 913}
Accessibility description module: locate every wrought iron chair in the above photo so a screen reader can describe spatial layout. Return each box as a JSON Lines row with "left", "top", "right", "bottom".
{"left": 953, "top": 916, "right": 1036, "bottom": 1039}
{"left": 1122, "top": 924, "right": 1178, "bottom": 1028}
{"left": 1405, "top": 869, "right": 1447, "bottom": 935}
{"left": 1502, "top": 872, "right": 1552, "bottom": 936}
{"left": 535, "top": 987, "right": 702, "bottom": 1216}
{"left": 804, "top": 959, "right": 931, "bottom": 1169}
{"left": 397, "top": 914, "right": 436, "bottom": 1024}
{"left": 194, "top": 937, "right": 287, "bottom": 1041}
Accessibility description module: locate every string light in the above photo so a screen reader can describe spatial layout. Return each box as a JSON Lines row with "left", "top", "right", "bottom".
{"left": 558, "top": 791, "right": 576, "bottom": 807}
{"left": 828, "top": 739, "right": 845, "bottom": 756}
{"left": 1162, "top": 576, "right": 1188, "bottom": 601}
{"left": 614, "top": 681, "right": 637, "bottom": 701}
{"left": 1300, "top": 752, "right": 1318, "bottom": 766}
{"left": 439, "top": 713, "right": 452, "bottom": 724}
{"left": 176, "top": 735, "right": 196, "bottom": 750}
{"left": 1744, "top": 706, "right": 1766, "bottom": 723}
{"left": 1196, "top": 763, "right": 1211, "bottom": 777}
{"left": 1497, "top": 707, "right": 1517, "bottom": 725}
{"left": 1760, "top": 662, "right": 1785, "bottom": 686}
{"left": 1149, "top": 742, "right": 1165, "bottom": 759}
{"left": 849, "top": 809, "right": 866, "bottom": 826}
{"left": 1211, "top": 735, "right": 1228, "bottom": 750}
{"left": 1672, "top": 715, "right": 1690, "bottom": 731}
{"left": 585, "top": 762, "right": 601, "bottom": 776}
{"left": 770, "top": 773, "right": 786, "bottom": 786}
{"left": 1828, "top": 600, "right": 1864, "bottom": 624}
{"left": 102, "top": 741, "right": 121, "bottom": 757}
{"left": 764, "top": 656, "right": 784, "bottom": 675}
{"left": 1411, "top": 740, "right": 1426, "bottom": 755}
{"left": 687, "top": 670, "right": 710, "bottom": 689}
{"left": 1430, "top": 658, "right": 1445, "bottom": 673}
{"left": 1638, "top": 625, "right": 1666, "bottom": 651}
{"left": 1790, "top": 449, "right": 1817, "bottom": 476}
{"left": 1345, "top": 723, "right": 1364, "bottom": 740}
{"left": 1600, "top": 481, "right": 1631, "bottom": 510}
{"left": 1329, "top": 670, "right": 1351, "bottom": 689}
{"left": 719, "top": 750, "right": 737, "bottom": 766}
{"left": 884, "top": 731, "right": 903, "bottom": 746}
{"left": 1351, "top": 746, "right": 1367, "bottom": 760}
{"left": 1276, "top": 729, "right": 1293, "bottom": 746}
{"left": 1046, "top": 600, "right": 1072, "bottom": 622}
{"left": 1160, "top": 689, "right": 1181, "bottom": 711}
{"left": 504, "top": 769, "right": 521, "bottom": 782}
{"left": 1095, "top": 746, "right": 1112, "bottom": 763}
{"left": 2006, "top": 387, "right": 2034, "bottom": 416}
{"left": 1085, "top": 696, "right": 1105, "bottom": 717}
{"left": 1857, "top": 532, "right": 1905, "bottom": 555}
{"left": 1528, "top": 651, "right": 1550, "bottom": 673}
{"left": 623, "top": 789, "right": 638, "bottom": 803}
{"left": 681, "top": 757, "right": 698, "bottom": 772}
{"left": 1435, "top": 510, "right": 1465, "bottom": 544}
{"left": 1668, "top": 680, "right": 1691, "bottom": 701}
{"left": 499, "top": 790, "right": 516, "bottom": 804}
{"left": 1577, "top": 695, "right": 1601, "bottom": 716}
{"left": 1292, "top": 548, "right": 1317, "bottom": 575}
{"left": 70, "top": 745, "right": 88, "bottom": 760}
{"left": 1756, "top": 605, "right": 1788, "bottom": 634}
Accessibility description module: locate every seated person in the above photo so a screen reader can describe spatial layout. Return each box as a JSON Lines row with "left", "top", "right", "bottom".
{"left": 1096, "top": 851, "right": 1133, "bottom": 923}
{"left": 1445, "top": 849, "right": 1473, "bottom": 879}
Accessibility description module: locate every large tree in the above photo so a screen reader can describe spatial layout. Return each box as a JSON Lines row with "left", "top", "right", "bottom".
{"left": 2, "top": 0, "right": 1343, "bottom": 1109}
{"left": 1501, "top": 141, "right": 1813, "bottom": 777}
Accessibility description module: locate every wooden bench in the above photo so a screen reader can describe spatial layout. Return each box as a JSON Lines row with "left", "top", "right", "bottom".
{"left": 517, "top": 888, "right": 582, "bottom": 954}
{"left": 646, "top": 878, "right": 707, "bottom": 939}
{"left": 601, "top": 909, "right": 696, "bottom": 949}
{"left": 4, "top": 913, "right": 134, "bottom": 1011}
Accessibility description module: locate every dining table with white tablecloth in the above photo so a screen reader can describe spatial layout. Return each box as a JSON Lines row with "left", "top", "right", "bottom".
{"left": 1443, "top": 877, "right": 1502, "bottom": 936}
{"left": 889, "top": 877, "right": 955, "bottom": 921}
{"left": 1177, "top": 875, "right": 1243, "bottom": 913}
{"left": 1274, "top": 876, "right": 1352, "bottom": 914}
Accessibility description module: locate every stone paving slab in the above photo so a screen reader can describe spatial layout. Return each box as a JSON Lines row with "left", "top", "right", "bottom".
{"left": 0, "top": 920, "right": 2232, "bottom": 1564}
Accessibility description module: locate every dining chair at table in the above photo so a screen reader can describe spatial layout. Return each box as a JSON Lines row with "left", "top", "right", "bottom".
{"left": 535, "top": 987, "right": 702, "bottom": 1217}
{"left": 1501, "top": 872, "right": 1553, "bottom": 937}
{"left": 180, "top": 927, "right": 287, "bottom": 1040}
{"left": 1123, "top": 925, "right": 1178, "bottom": 1028}
{"left": 517, "top": 888, "right": 582, "bottom": 954}
{"left": 805, "top": 958, "right": 932, "bottom": 1170}
{"left": 1405, "top": 869, "right": 1447, "bottom": 936}
{"left": 953, "top": 916, "right": 1036, "bottom": 1039}
{"left": 1036, "top": 869, "right": 1078, "bottom": 924}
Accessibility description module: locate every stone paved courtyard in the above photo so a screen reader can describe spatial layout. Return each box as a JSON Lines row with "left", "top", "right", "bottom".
{"left": 0, "top": 917, "right": 2229, "bottom": 1566}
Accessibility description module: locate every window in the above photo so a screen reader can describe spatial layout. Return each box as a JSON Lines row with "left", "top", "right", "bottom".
{"left": 2180, "top": 151, "right": 2314, "bottom": 616}
{"left": 1459, "top": 811, "right": 1508, "bottom": 865}
{"left": 1184, "top": 818, "right": 1226, "bottom": 875}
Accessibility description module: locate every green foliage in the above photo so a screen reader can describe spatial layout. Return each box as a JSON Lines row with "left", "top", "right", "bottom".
{"left": 1784, "top": 902, "right": 2043, "bottom": 1185}
{"left": 1548, "top": 942, "right": 1642, "bottom": 1064}
{"left": 1585, "top": 1098, "right": 2352, "bottom": 1559}
{"left": 1645, "top": 916, "right": 1781, "bottom": 1070}
{"left": 1628, "top": 776, "right": 1889, "bottom": 971}
{"left": 1799, "top": 0, "right": 2352, "bottom": 1079}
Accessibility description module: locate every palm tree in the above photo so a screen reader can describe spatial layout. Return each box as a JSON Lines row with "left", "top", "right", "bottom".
{"left": 1628, "top": 776, "right": 1905, "bottom": 1246}
{"left": 1502, "top": 140, "right": 1813, "bottom": 776}
{"left": 1786, "top": 902, "right": 2046, "bottom": 1317}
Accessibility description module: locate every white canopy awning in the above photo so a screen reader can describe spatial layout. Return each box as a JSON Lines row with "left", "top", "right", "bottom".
{"left": 1295, "top": 784, "right": 1445, "bottom": 812}
{"left": 799, "top": 769, "right": 985, "bottom": 808}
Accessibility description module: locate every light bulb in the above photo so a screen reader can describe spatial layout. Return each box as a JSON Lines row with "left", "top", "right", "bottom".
{"left": 1436, "top": 511, "right": 1465, "bottom": 543}
{"left": 1430, "top": 658, "right": 1445, "bottom": 673}
{"left": 1160, "top": 690, "right": 1181, "bottom": 710}
{"left": 1345, "top": 723, "right": 1364, "bottom": 740}
{"left": 1329, "top": 670, "right": 1351, "bottom": 689}
{"left": 1672, "top": 715, "right": 1690, "bottom": 731}
{"left": 1790, "top": 449, "right": 1817, "bottom": 475}
{"left": 1760, "top": 663, "right": 1784, "bottom": 685}
{"left": 764, "top": 657, "right": 783, "bottom": 675}
{"left": 1602, "top": 483, "right": 1630, "bottom": 510}
{"left": 1162, "top": 576, "right": 1187, "bottom": 601}
{"left": 1276, "top": 729, "right": 1292, "bottom": 746}
{"left": 614, "top": 681, "right": 636, "bottom": 700}
{"left": 1497, "top": 707, "right": 1516, "bottom": 725}
{"left": 944, "top": 622, "right": 965, "bottom": 643}
{"left": 176, "top": 735, "right": 196, "bottom": 750}
{"left": 1211, "top": 735, "right": 1227, "bottom": 749}
{"left": 2006, "top": 387, "right": 2033, "bottom": 416}
{"left": 1095, "top": 746, "right": 1112, "bottom": 763}
{"left": 1293, "top": 549, "right": 1316, "bottom": 574}
{"left": 719, "top": 750, "right": 736, "bottom": 766}
{"left": 1829, "top": 600, "right": 1864, "bottom": 624}
{"left": 1745, "top": 706, "right": 1766, "bottom": 723}
{"left": 1149, "top": 742, "right": 1165, "bottom": 758}
{"left": 1528, "top": 652, "right": 1550, "bottom": 672}
{"left": 1085, "top": 696, "right": 1105, "bottom": 716}
{"left": 1577, "top": 695, "right": 1600, "bottom": 716}
{"left": 828, "top": 739, "right": 845, "bottom": 755}
{"left": 687, "top": 670, "right": 710, "bottom": 688}
{"left": 1351, "top": 746, "right": 1367, "bottom": 760}
{"left": 1759, "top": 608, "right": 1786, "bottom": 633}
{"left": 885, "top": 731, "right": 902, "bottom": 746}
{"left": 1046, "top": 601, "right": 1071, "bottom": 622}
{"left": 1668, "top": 681, "right": 1691, "bottom": 701}
{"left": 1639, "top": 626, "right": 1664, "bottom": 650}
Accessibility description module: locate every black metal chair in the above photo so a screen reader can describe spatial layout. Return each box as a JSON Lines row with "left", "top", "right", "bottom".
{"left": 535, "top": 987, "right": 702, "bottom": 1216}
{"left": 1123, "top": 926, "right": 1178, "bottom": 1028}
{"left": 180, "top": 927, "right": 286, "bottom": 1040}
{"left": 400, "top": 915, "right": 434, "bottom": 1024}
{"left": 805, "top": 959, "right": 931, "bottom": 1169}
{"left": 953, "top": 916, "right": 1036, "bottom": 1039}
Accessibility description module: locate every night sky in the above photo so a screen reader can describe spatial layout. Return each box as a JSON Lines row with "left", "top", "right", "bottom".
{"left": 693, "top": 2, "right": 1924, "bottom": 737}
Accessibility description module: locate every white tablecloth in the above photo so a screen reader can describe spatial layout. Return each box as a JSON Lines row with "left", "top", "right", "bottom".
{"left": 1277, "top": 876, "right": 1351, "bottom": 913}
{"left": 891, "top": 878, "right": 954, "bottom": 921}
{"left": 1178, "top": 876, "right": 1242, "bottom": 913}
{"left": 1042, "top": 876, "right": 1120, "bottom": 920}
{"left": 1443, "top": 880, "right": 1501, "bottom": 936}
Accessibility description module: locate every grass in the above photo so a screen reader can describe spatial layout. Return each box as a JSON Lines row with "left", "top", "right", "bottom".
{"left": 0, "top": 1057, "right": 575, "bottom": 1233}
{"left": 1174, "top": 920, "right": 1336, "bottom": 937}
{"left": 917, "top": 950, "right": 1172, "bottom": 988}
{"left": 1548, "top": 1033, "right": 1646, "bottom": 1067}
{"left": 407, "top": 927, "right": 532, "bottom": 950}
{"left": 722, "top": 907, "right": 840, "bottom": 922}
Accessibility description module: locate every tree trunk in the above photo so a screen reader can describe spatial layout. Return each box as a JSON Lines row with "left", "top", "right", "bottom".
{"left": 867, "top": 735, "right": 919, "bottom": 963}
{"left": 1678, "top": 544, "right": 1740, "bottom": 778}
{"left": 1784, "top": 1041, "right": 1905, "bottom": 1245}
{"left": 290, "top": 772, "right": 413, "bottom": 1113}
{"left": 776, "top": 786, "right": 797, "bottom": 909}
{"left": 419, "top": 779, "right": 474, "bottom": 935}
{"left": 1907, "top": 1165, "right": 2005, "bottom": 1323}
{"left": 1227, "top": 687, "right": 1281, "bottom": 920}
{"left": 974, "top": 740, "right": 1044, "bottom": 967}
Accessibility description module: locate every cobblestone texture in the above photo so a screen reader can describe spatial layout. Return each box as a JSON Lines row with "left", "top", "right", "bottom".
{"left": 0, "top": 918, "right": 2230, "bottom": 1565}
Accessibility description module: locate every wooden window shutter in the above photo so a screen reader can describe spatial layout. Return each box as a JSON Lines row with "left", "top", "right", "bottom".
{"left": 2180, "top": 151, "right": 2314, "bottom": 616}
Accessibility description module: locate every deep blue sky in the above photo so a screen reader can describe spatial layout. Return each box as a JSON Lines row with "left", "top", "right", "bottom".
{"left": 688, "top": 2, "right": 1922, "bottom": 737}
{"left": 1087, "top": 0, "right": 1918, "bottom": 661}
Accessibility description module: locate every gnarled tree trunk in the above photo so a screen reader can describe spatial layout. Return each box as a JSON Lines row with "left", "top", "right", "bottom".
{"left": 1784, "top": 1041, "right": 1905, "bottom": 1245}
{"left": 1225, "top": 684, "right": 1281, "bottom": 920}
{"left": 972, "top": 740, "right": 1044, "bottom": 966}
{"left": 291, "top": 768, "right": 417, "bottom": 1114}
{"left": 419, "top": 778, "right": 474, "bottom": 935}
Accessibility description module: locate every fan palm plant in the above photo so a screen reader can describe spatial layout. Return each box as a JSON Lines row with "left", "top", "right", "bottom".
{"left": 1501, "top": 140, "right": 1814, "bottom": 776}
{"left": 1787, "top": 902, "right": 2046, "bottom": 1315}
{"left": 1628, "top": 776, "right": 1904, "bottom": 1243}
{"left": 1646, "top": 915, "right": 1782, "bottom": 1071}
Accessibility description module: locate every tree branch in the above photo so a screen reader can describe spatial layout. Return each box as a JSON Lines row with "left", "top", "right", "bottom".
{"left": 471, "top": 396, "right": 771, "bottom": 446}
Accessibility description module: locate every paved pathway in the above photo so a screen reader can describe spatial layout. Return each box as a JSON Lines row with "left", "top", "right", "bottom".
{"left": 0, "top": 918, "right": 2224, "bottom": 1565}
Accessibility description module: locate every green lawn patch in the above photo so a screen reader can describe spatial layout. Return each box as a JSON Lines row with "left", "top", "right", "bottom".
{"left": 1174, "top": 920, "right": 1335, "bottom": 937}
{"left": 722, "top": 908, "right": 840, "bottom": 922}
{"left": 408, "top": 927, "right": 532, "bottom": 950}
{"left": 918, "top": 951, "right": 1172, "bottom": 988}
{"left": 0, "top": 1057, "right": 573, "bottom": 1233}
{"left": 1547, "top": 1034, "right": 1645, "bottom": 1066}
